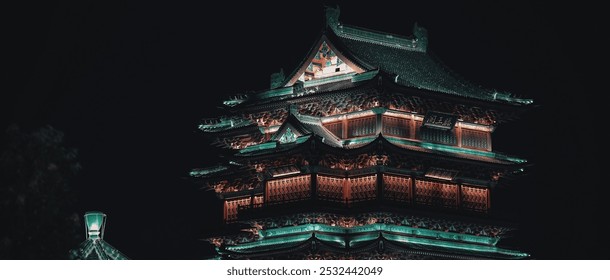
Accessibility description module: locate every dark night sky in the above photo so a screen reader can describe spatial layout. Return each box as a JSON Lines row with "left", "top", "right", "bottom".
{"left": 4, "top": 1, "right": 601, "bottom": 259}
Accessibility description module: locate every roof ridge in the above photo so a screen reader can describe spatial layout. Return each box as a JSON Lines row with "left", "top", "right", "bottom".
{"left": 332, "top": 24, "right": 425, "bottom": 52}
{"left": 326, "top": 6, "right": 426, "bottom": 52}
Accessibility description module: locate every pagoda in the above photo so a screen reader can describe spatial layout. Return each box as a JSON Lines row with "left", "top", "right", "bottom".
{"left": 193, "top": 7, "right": 532, "bottom": 259}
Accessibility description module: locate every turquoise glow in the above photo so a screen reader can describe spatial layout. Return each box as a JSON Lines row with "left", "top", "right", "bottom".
{"left": 342, "top": 135, "right": 378, "bottom": 146}
{"left": 239, "top": 136, "right": 310, "bottom": 154}
{"left": 340, "top": 135, "right": 525, "bottom": 164}
{"left": 189, "top": 166, "right": 228, "bottom": 177}
{"left": 198, "top": 117, "right": 252, "bottom": 132}
{"left": 260, "top": 224, "right": 346, "bottom": 238}
{"left": 236, "top": 133, "right": 526, "bottom": 163}
{"left": 493, "top": 92, "right": 533, "bottom": 105}
{"left": 302, "top": 72, "right": 356, "bottom": 87}
{"left": 227, "top": 234, "right": 311, "bottom": 252}
{"left": 225, "top": 223, "right": 528, "bottom": 257}
{"left": 327, "top": 7, "right": 425, "bottom": 52}
{"left": 349, "top": 233, "right": 380, "bottom": 247}
{"left": 258, "top": 223, "right": 497, "bottom": 246}
{"left": 383, "top": 233, "right": 528, "bottom": 257}
{"left": 258, "top": 87, "right": 294, "bottom": 99}
{"left": 316, "top": 234, "right": 347, "bottom": 247}
{"left": 279, "top": 128, "right": 297, "bottom": 144}
{"left": 386, "top": 137, "right": 526, "bottom": 163}
{"left": 351, "top": 69, "right": 379, "bottom": 83}
{"left": 84, "top": 211, "right": 106, "bottom": 240}
{"left": 222, "top": 100, "right": 244, "bottom": 107}
{"left": 239, "top": 142, "right": 276, "bottom": 153}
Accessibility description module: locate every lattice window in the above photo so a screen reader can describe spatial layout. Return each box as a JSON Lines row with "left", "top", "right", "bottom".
{"left": 382, "top": 116, "right": 410, "bottom": 138}
{"left": 317, "top": 175, "right": 345, "bottom": 201}
{"left": 224, "top": 197, "right": 251, "bottom": 222}
{"left": 415, "top": 120, "right": 423, "bottom": 137}
{"left": 347, "top": 116, "right": 376, "bottom": 138}
{"left": 323, "top": 121, "right": 343, "bottom": 139}
{"left": 414, "top": 179, "right": 458, "bottom": 208}
{"left": 252, "top": 195, "right": 264, "bottom": 208}
{"left": 348, "top": 175, "right": 377, "bottom": 202}
{"left": 461, "top": 185, "right": 489, "bottom": 212}
{"left": 383, "top": 174, "right": 411, "bottom": 203}
{"left": 461, "top": 129, "right": 490, "bottom": 150}
{"left": 418, "top": 127, "right": 457, "bottom": 145}
{"left": 266, "top": 175, "right": 311, "bottom": 203}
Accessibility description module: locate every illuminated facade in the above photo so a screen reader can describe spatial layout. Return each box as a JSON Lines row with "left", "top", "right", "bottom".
{"left": 194, "top": 7, "right": 532, "bottom": 259}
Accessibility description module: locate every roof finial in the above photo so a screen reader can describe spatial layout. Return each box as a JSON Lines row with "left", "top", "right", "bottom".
{"left": 325, "top": 5, "right": 340, "bottom": 28}
{"left": 413, "top": 22, "right": 428, "bottom": 51}
{"left": 270, "top": 68, "right": 285, "bottom": 89}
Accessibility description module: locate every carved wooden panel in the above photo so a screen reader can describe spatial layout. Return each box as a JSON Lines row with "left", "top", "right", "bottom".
{"left": 323, "top": 121, "right": 343, "bottom": 139}
{"left": 383, "top": 174, "right": 411, "bottom": 203}
{"left": 245, "top": 108, "right": 289, "bottom": 127}
{"left": 418, "top": 127, "right": 457, "bottom": 145}
{"left": 347, "top": 116, "right": 376, "bottom": 138}
{"left": 297, "top": 90, "right": 378, "bottom": 117}
{"left": 461, "top": 185, "right": 489, "bottom": 212}
{"left": 211, "top": 176, "right": 260, "bottom": 193}
{"left": 461, "top": 129, "right": 490, "bottom": 150}
{"left": 224, "top": 197, "right": 251, "bottom": 222}
{"left": 252, "top": 194, "right": 264, "bottom": 208}
{"left": 317, "top": 175, "right": 345, "bottom": 202}
{"left": 348, "top": 175, "right": 377, "bottom": 202}
{"left": 319, "top": 153, "right": 376, "bottom": 170}
{"left": 266, "top": 175, "right": 311, "bottom": 203}
{"left": 386, "top": 93, "right": 500, "bottom": 125}
{"left": 414, "top": 179, "right": 458, "bottom": 208}
{"left": 382, "top": 116, "right": 410, "bottom": 138}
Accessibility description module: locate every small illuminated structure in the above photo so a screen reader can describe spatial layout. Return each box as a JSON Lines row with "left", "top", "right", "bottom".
{"left": 69, "top": 211, "right": 128, "bottom": 260}
{"left": 84, "top": 211, "right": 106, "bottom": 240}
{"left": 194, "top": 7, "right": 532, "bottom": 259}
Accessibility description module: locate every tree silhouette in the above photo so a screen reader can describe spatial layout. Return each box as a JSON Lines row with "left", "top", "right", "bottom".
{"left": 0, "top": 125, "right": 82, "bottom": 259}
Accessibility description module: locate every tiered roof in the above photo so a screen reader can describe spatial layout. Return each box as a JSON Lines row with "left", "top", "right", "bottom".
{"left": 197, "top": 7, "right": 532, "bottom": 260}
{"left": 197, "top": 9, "right": 534, "bottom": 152}
{"left": 210, "top": 211, "right": 528, "bottom": 260}
{"left": 222, "top": 6, "right": 531, "bottom": 111}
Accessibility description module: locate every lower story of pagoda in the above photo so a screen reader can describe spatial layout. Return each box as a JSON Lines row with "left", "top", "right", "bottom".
{"left": 207, "top": 211, "right": 528, "bottom": 260}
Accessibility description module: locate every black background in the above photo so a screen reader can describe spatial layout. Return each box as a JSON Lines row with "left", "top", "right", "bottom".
{"left": 4, "top": 1, "right": 601, "bottom": 259}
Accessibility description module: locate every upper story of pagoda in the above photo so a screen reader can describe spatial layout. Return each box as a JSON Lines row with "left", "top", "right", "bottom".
{"left": 198, "top": 7, "right": 532, "bottom": 155}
